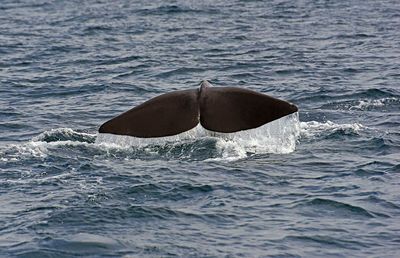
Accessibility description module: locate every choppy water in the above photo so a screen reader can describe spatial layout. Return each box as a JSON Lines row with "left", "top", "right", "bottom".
{"left": 1, "top": 0, "right": 400, "bottom": 257}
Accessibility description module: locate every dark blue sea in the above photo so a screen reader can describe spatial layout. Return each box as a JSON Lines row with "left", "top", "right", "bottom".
{"left": 1, "top": 0, "right": 399, "bottom": 257}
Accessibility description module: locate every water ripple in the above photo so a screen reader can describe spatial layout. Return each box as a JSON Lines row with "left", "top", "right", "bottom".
{"left": 1, "top": 0, "right": 399, "bottom": 256}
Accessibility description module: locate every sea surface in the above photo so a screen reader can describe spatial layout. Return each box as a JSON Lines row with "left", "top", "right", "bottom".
{"left": 1, "top": 0, "right": 399, "bottom": 257}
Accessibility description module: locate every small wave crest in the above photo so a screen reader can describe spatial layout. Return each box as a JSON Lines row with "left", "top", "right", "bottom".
{"left": 1, "top": 128, "right": 97, "bottom": 162}
{"left": 300, "top": 120, "right": 366, "bottom": 140}
{"left": 33, "top": 128, "right": 96, "bottom": 143}
{"left": 20, "top": 233, "right": 122, "bottom": 257}
{"left": 349, "top": 97, "right": 398, "bottom": 111}
{"left": 322, "top": 97, "right": 399, "bottom": 111}
{"left": 295, "top": 198, "right": 389, "bottom": 219}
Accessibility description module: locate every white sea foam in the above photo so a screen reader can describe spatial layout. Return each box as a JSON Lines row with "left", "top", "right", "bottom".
{"left": 210, "top": 112, "right": 300, "bottom": 160}
{"left": 0, "top": 128, "right": 97, "bottom": 162}
{"left": 299, "top": 120, "right": 366, "bottom": 139}
{"left": 349, "top": 97, "right": 397, "bottom": 110}
{"left": 96, "top": 112, "right": 301, "bottom": 161}
{"left": 32, "top": 127, "right": 96, "bottom": 142}
{"left": 95, "top": 124, "right": 206, "bottom": 149}
{"left": 1, "top": 114, "right": 301, "bottom": 163}
{"left": 1, "top": 117, "right": 367, "bottom": 162}
{"left": 1, "top": 140, "right": 95, "bottom": 162}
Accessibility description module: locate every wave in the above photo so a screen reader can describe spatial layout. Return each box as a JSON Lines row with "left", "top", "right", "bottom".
{"left": 321, "top": 97, "right": 399, "bottom": 111}
{"left": 295, "top": 198, "right": 389, "bottom": 218}
{"left": 8, "top": 114, "right": 388, "bottom": 162}
{"left": 135, "top": 5, "right": 220, "bottom": 16}
{"left": 1, "top": 113, "right": 301, "bottom": 163}
{"left": 299, "top": 120, "right": 367, "bottom": 140}
{"left": 1, "top": 128, "right": 97, "bottom": 162}
{"left": 0, "top": 113, "right": 388, "bottom": 162}
{"left": 297, "top": 88, "right": 399, "bottom": 112}
{"left": 33, "top": 128, "right": 96, "bottom": 143}
{"left": 349, "top": 97, "right": 398, "bottom": 111}
{"left": 3, "top": 114, "right": 382, "bottom": 162}
{"left": 17, "top": 233, "right": 122, "bottom": 257}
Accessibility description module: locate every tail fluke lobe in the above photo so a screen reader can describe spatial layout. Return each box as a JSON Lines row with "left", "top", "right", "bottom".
{"left": 99, "top": 89, "right": 200, "bottom": 138}
{"left": 199, "top": 87, "right": 298, "bottom": 133}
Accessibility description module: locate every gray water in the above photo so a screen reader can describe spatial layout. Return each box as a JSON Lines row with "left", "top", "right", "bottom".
{"left": 1, "top": 0, "right": 399, "bottom": 257}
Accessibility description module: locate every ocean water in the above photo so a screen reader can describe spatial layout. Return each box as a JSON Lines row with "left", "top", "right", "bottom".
{"left": 1, "top": 0, "right": 399, "bottom": 257}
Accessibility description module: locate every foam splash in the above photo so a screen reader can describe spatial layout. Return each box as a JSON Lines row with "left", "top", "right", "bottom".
{"left": 33, "top": 128, "right": 96, "bottom": 143}
{"left": 96, "top": 112, "right": 301, "bottom": 160}
{"left": 350, "top": 97, "right": 397, "bottom": 110}
{"left": 95, "top": 125, "right": 205, "bottom": 149}
{"left": 300, "top": 120, "right": 366, "bottom": 139}
{"left": 210, "top": 112, "right": 300, "bottom": 160}
{"left": 1, "top": 142, "right": 48, "bottom": 162}
{"left": 1, "top": 114, "right": 301, "bottom": 163}
{"left": 2, "top": 116, "right": 368, "bottom": 162}
{"left": 1, "top": 128, "right": 97, "bottom": 162}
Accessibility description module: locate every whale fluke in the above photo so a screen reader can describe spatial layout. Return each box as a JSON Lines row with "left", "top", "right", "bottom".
{"left": 99, "top": 81, "right": 298, "bottom": 138}
{"left": 99, "top": 89, "right": 200, "bottom": 138}
{"left": 200, "top": 86, "right": 298, "bottom": 133}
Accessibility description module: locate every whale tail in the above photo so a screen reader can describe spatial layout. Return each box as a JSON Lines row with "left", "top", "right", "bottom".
{"left": 99, "top": 81, "right": 298, "bottom": 138}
